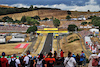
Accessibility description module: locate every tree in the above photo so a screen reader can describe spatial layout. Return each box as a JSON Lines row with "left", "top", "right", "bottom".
{"left": 33, "top": 15, "right": 40, "bottom": 20}
{"left": 81, "top": 22, "right": 87, "bottom": 25}
{"left": 2, "top": 16, "right": 13, "bottom": 22}
{"left": 53, "top": 18, "right": 60, "bottom": 28}
{"left": 43, "top": 17, "right": 49, "bottom": 20}
{"left": 26, "top": 25, "right": 37, "bottom": 33}
{"left": 90, "top": 16, "right": 93, "bottom": 19}
{"left": 88, "top": 10, "right": 90, "bottom": 12}
{"left": 29, "top": 5, "right": 34, "bottom": 10}
{"left": 26, "top": 17, "right": 40, "bottom": 25}
{"left": 34, "top": 20, "right": 40, "bottom": 26}
{"left": 67, "top": 11, "right": 71, "bottom": 15}
{"left": 66, "top": 15, "right": 71, "bottom": 20}
{"left": 91, "top": 17, "right": 100, "bottom": 26}
{"left": 21, "top": 16, "right": 26, "bottom": 23}
{"left": 14, "top": 20, "right": 21, "bottom": 24}
{"left": 88, "top": 22, "right": 92, "bottom": 24}
{"left": 68, "top": 24, "right": 78, "bottom": 31}
{"left": 89, "top": 15, "right": 96, "bottom": 19}
{"left": 30, "top": 19, "right": 40, "bottom": 25}
{"left": 26, "top": 17, "right": 32, "bottom": 25}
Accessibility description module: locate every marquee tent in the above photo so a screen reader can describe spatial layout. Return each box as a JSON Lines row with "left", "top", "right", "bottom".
{"left": 89, "top": 28, "right": 99, "bottom": 33}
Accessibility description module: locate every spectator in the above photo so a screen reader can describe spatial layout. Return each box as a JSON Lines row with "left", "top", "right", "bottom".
{"left": 98, "top": 53, "right": 100, "bottom": 67}
{"left": 48, "top": 49, "right": 52, "bottom": 56}
{"left": 34, "top": 54, "right": 47, "bottom": 67}
{"left": 7, "top": 55, "right": 11, "bottom": 62}
{"left": 88, "top": 50, "right": 98, "bottom": 67}
{"left": 33, "top": 56, "right": 37, "bottom": 63}
{"left": 0, "top": 52, "right": 8, "bottom": 67}
{"left": 56, "top": 57, "right": 62, "bottom": 65}
{"left": 45, "top": 53, "right": 55, "bottom": 67}
{"left": 8, "top": 54, "right": 20, "bottom": 67}
{"left": 64, "top": 51, "right": 76, "bottom": 67}
{"left": 19, "top": 54, "right": 24, "bottom": 67}
{"left": 72, "top": 53, "right": 76, "bottom": 60}
{"left": 23, "top": 50, "right": 32, "bottom": 67}
{"left": 80, "top": 51, "right": 86, "bottom": 66}
{"left": 37, "top": 54, "right": 40, "bottom": 58}
{"left": 54, "top": 51, "right": 57, "bottom": 59}
{"left": 60, "top": 49, "right": 64, "bottom": 61}
{"left": 76, "top": 54, "right": 81, "bottom": 67}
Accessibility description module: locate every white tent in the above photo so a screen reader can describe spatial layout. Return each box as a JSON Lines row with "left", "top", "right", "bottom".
{"left": 88, "top": 26, "right": 92, "bottom": 28}
{"left": 0, "top": 38, "right": 6, "bottom": 43}
{"left": 41, "top": 25, "right": 45, "bottom": 27}
{"left": 84, "top": 26, "right": 87, "bottom": 28}
{"left": 78, "top": 18, "right": 83, "bottom": 20}
{"left": 84, "top": 36, "right": 92, "bottom": 45}
{"left": 9, "top": 38, "right": 25, "bottom": 42}
{"left": 80, "top": 26, "right": 83, "bottom": 28}
{"left": 14, "top": 34, "right": 27, "bottom": 38}
{"left": 89, "top": 28, "right": 99, "bottom": 32}
{"left": 83, "top": 18, "right": 86, "bottom": 20}
{"left": 12, "top": 33, "right": 20, "bottom": 36}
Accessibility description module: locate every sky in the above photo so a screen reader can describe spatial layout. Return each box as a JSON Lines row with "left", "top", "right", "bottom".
{"left": 0, "top": 0, "right": 100, "bottom": 11}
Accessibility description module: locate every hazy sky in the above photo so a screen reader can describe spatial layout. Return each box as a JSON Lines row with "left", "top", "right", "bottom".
{"left": 0, "top": 0, "right": 100, "bottom": 11}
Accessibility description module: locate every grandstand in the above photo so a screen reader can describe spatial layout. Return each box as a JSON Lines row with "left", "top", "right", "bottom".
{"left": 0, "top": 25, "right": 28, "bottom": 32}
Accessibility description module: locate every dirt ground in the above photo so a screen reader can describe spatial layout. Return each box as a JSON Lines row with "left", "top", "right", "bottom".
{"left": 0, "top": 42, "right": 32, "bottom": 55}
{"left": 60, "top": 33, "right": 89, "bottom": 58}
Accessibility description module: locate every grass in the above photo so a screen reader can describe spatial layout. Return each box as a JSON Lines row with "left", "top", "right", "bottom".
{"left": 53, "top": 39, "right": 57, "bottom": 52}
{"left": 33, "top": 35, "right": 43, "bottom": 52}
{"left": 60, "top": 33, "right": 89, "bottom": 58}
{"left": 0, "top": 42, "right": 32, "bottom": 55}
{"left": 31, "top": 34, "right": 47, "bottom": 56}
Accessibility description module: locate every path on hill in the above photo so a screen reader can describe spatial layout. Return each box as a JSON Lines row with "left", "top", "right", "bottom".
{"left": 77, "top": 33, "right": 91, "bottom": 57}
{"left": 28, "top": 37, "right": 37, "bottom": 52}
{"left": 41, "top": 33, "right": 53, "bottom": 55}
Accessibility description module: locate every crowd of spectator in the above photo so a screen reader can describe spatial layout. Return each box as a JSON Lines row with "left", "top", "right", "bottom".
{"left": 2, "top": 48, "right": 100, "bottom": 67}
{"left": 0, "top": 49, "right": 89, "bottom": 67}
{"left": 0, "top": 26, "right": 28, "bottom": 32}
{"left": 0, "top": 50, "right": 58, "bottom": 67}
{"left": 78, "top": 30, "right": 92, "bottom": 38}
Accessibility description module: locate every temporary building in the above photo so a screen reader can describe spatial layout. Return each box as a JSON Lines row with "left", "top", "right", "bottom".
{"left": 72, "top": 18, "right": 77, "bottom": 20}
{"left": 9, "top": 38, "right": 25, "bottom": 42}
{"left": 77, "top": 18, "right": 83, "bottom": 20}
{"left": 14, "top": 34, "right": 27, "bottom": 38}
{"left": 80, "top": 26, "right": 83, "bottom": 28}
{"left": 88, "top": 26, "right": 92, "bottom": 28}
{"left": 12, "top": 33, "right": 20, "bottom": 36}
{"left": 0, "top": 38, "right": 6, "bottom": 43}
{"left": 84, "top": 36, "right": 92, "bottom": 45}
{"left": 83, "top": 18, "right": 86, "bottom": 20}
{"left": 84, "top": 26, "right": 87, "bottom": 28}
{"left": 89, "top": 28, "right": 99, "bottom": 33}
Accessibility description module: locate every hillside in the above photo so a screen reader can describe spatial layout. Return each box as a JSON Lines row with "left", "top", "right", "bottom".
{"left": 0, "top": 9, "right": 100, "bottom": 20}
{"left": 0, "top": 5, "right": 14, "bottom": 8}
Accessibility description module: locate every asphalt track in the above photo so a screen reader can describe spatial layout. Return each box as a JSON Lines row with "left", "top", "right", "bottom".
{"left": 28, "top": 37, "right": 37, "bottom": 52}
{"left": 41, "top": 33, "right": 53, "bottom": 55}
{"left": 41, "top": 33, "right": 64, "bottom": 67}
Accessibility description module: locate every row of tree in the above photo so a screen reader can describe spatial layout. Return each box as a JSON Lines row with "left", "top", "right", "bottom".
{"left": 0, "top": 15, "right": 79, "bottom": 33}
{"left": 1, "top": 15, "right": 100, "bottom": 33}
{"left": 0, "top": 6, "right": 34, "bottom": 15}
{"left": 0, "top": 16, "right": 40, "bottom": 25}
{"left": 27, "top": 16, "right": 100, "bottom": 33}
